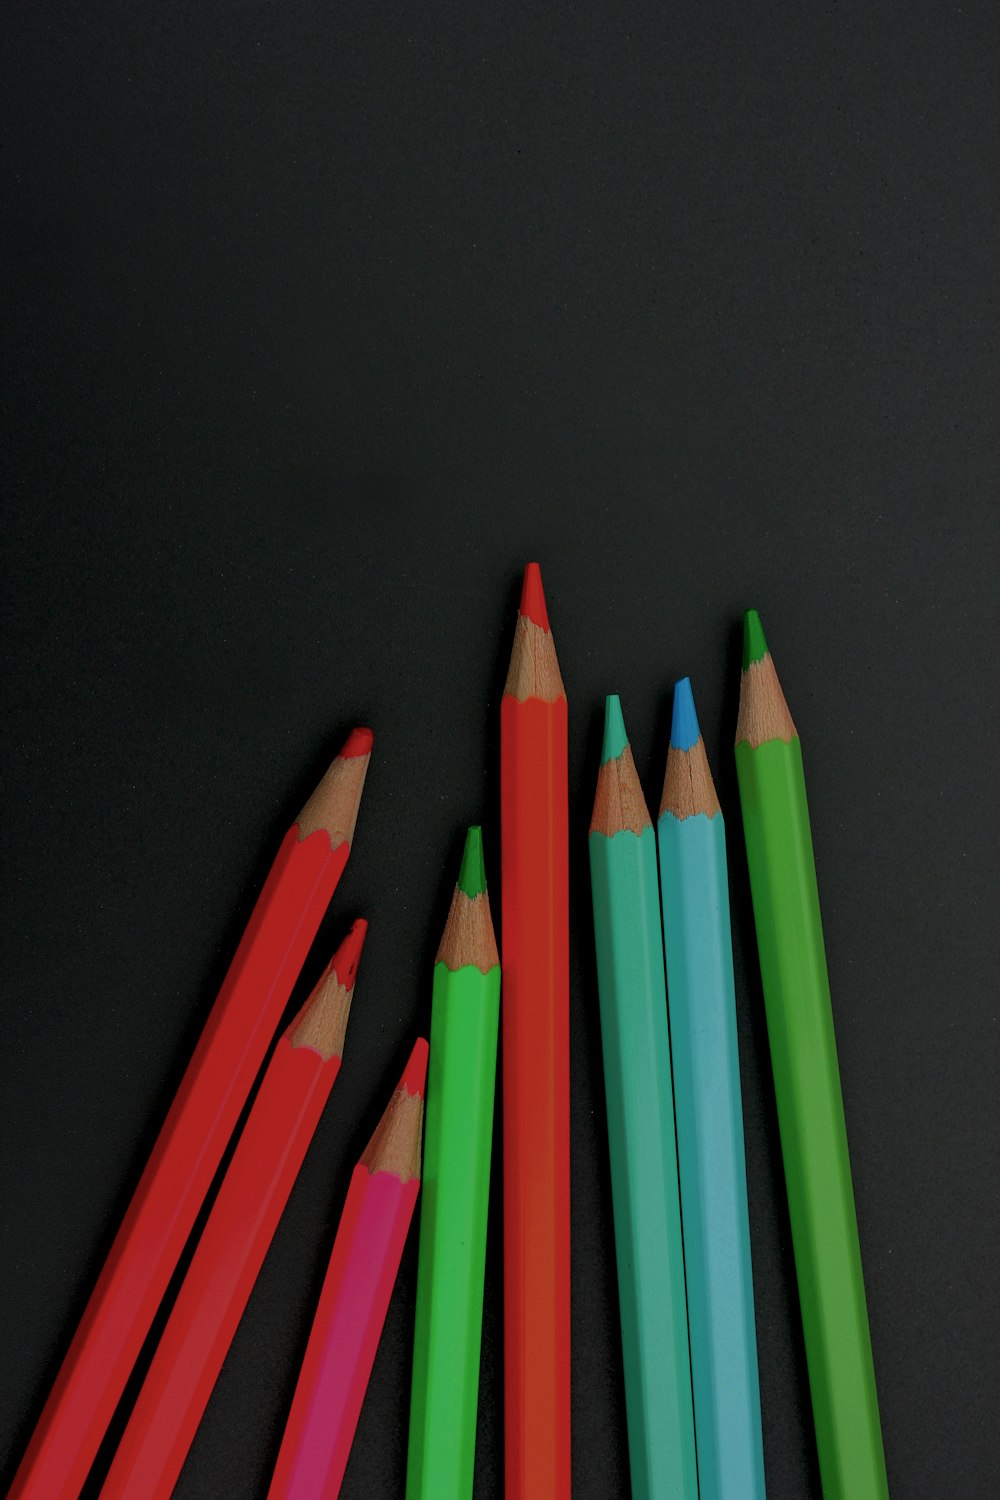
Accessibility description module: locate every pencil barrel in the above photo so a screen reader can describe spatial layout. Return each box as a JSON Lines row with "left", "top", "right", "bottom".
{"left": 269, "top": 1167, "right": 420, "bottom": 1500}
{"left": 589, "top": 824, "right": 697, "bottom": 1500}
{"left": 406, "top": 961, "right": 500, "bottom": 1499}
{"left": 736, "top": 736, "right": 887, "bottom": 1500}
{"left": 658, "top": 809, "right": 765, "bottom": 1500}
{"left": 501, "top": 696, "right": 571, "bottom": 1499}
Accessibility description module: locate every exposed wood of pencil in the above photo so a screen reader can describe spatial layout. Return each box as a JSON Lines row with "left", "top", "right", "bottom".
{"left": 735, "top": 656, "right": 797, "bottom": 750}
{"left": 660, "top": 736, "right": 723, "bottom": 821}
{"left": 287, "top": 919, "right": 366, "bottom": 1061}
{"left": 590, "top": 743, "right": 652, "bottom": 837}
{"left": 503, "top": 616, "right": 566, "bottom": 703}
{"left": 436, "top": 888, "right": 500, "bottom": 973}
{"left": 297, "top": 734, "right": 373, "bottom": 844}
{"left": 360, "top": 1085, "right": 425, "bottom": 1183}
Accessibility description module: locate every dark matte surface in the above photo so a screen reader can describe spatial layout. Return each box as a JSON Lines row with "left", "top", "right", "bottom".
{"left": 2, "top": 4, "right": 998, "bottom": 1496}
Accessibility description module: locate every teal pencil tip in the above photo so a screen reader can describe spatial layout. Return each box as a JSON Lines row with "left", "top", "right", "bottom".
{"left": 743, "top": 609, "right": 769, "bottom": 669}
{"left": 601, "top": 694, "right": 629, "bottom": 763}
{"left": 670, "top": 677, "right": 701, "bottom": 751}
{"left": 457, "top": 826, "right": 487, "bottom": 898}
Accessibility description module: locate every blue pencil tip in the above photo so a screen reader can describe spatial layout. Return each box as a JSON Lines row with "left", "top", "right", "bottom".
{"left": 601, "top": 694, "right": 629, "bottom": 764}
{"left": 670, "top": 677, "right": 701, "bottom": 751}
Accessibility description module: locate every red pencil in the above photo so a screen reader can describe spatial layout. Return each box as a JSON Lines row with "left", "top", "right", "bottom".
{"left": 100, "top": 920, "right": 368, "bottom": 1500}
{"left": 11, "top": 729, "right": 372, "bottom": 1500}
{"left": 501, "top": 564, "right": 571, "bottom": 1498}
{"left": 267, "top": 1040, "right": 427, "bottom": 1500}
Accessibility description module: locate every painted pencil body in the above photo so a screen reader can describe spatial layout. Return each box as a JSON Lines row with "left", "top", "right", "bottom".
{"left": 735, "top": 612, "right": 887, "bottom": 1500}
{"left": 588, "top": 695, "right": 697, "bottom": 1500}
{"left": 99, "top": 922, "right": 367, "bottom": 1500}
{"left": 501, "top": 564, "right": 571, "bottom": 1499}
{"left": 658, "top": 678, "right": 765, "bottom": 1500}
{"left": 10, "top": 730, "right": 372, "bottom": 1500}
{"left": 268, "top": 1042, "right": 427, "bottom": 1500}
{"left": 406, "top": 829, "right": 501, "bottom": 1499}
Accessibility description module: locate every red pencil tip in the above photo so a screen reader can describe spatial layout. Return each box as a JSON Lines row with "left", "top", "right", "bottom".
{"left": 330, "top": 918, "right": 368, "bottom": 989}
{"left": 399, "top": 1037, "right": 429, "bottom": 1098}
{"left": 339, "top": 726, "right": 374, "bottom": 759}
{"left": 518, "top": 562, "right": 550, "bottom": 631}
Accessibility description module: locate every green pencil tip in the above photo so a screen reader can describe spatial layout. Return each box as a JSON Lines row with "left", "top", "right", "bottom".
{"left": 457, "top": 826, "right": 487, "bottom": 898}
{"left": 601, "top": 694, "right": 629, "bottom": 764}
{"left": 743, "top": 609, "right": 769, "bottom": 669}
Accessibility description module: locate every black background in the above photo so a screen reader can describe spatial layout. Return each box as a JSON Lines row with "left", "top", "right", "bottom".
{"left": 2, "top": 3, "right": 998, "bottom": 1496}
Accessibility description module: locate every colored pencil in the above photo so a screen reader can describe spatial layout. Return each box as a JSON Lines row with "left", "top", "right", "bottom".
{"left": 406, "top": 827, "right": 501, "bottom": 1500}
{"left": 99, "top": 920, "right": 368, "bottom": 1500}
{"left": 501, "top": 562, "right": 571, "bottom": 1499}
{"left": 658, "top": 677, "right": 765, "bottom": 1500}
{"left": 267, "top": 1039, "right": 428, "bottom": 1500}
{"left": 588, "top": 694, "right": 697, "bottom": 1500}
{"left": 735, "top": 610, "right": 888, "bottom": 1499}
{"left": 10, "top": 728, "right": 372, "bottom": 1500}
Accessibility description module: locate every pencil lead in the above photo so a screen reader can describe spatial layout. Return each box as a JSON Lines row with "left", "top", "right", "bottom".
{"left": 339, "top": 726, "right": 374, "bottom": 758}
{"left": 670, "top": 677, "right": 701, "bottom": 752}
{"left": 457, "top": 826, "right": 487, "bottom": 898}
{"left": 401, "top": 1037, "right": 429, "bottom": 1099}
{"left": 743, "top": 609, "right": 769, "bottom": 670}
{"left": 330, "top": 918, "right": 368, "bottom": 989}
{"left": 519, "top": 562, "right": 550, "bottom": 631}
{"left": 601, "top": 694, "right": 629, "bottom": 764}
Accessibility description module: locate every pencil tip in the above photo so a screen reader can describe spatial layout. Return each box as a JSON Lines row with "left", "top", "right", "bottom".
{"left": 601, "top": 694, "right": 629, "bottom": 764}
{"left": 457, "top": 826, "right": 487, "bottom": 898}
{"left": 400, "top": 1037, "right": 429, "bottom": 1098}
{"left": 331, "top": 918, "right": 368, "bottom": 990}
{"left": 670, "top": 677, "right": 700, "bottom": 751}
{"left": 518, "top": 562, "right": 550, "bottom": 631}
{"left": 339, "top": 726, "right": 374, "bottom": 759}
{"left": 743, "top": 610, "right": 769, "bottom": 670}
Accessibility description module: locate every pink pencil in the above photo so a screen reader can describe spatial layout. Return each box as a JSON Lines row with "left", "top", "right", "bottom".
{"left": 268, "top": 1039, "right": 427, "bottom": 1500}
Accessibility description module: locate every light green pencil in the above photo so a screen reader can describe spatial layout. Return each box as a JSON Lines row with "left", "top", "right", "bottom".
{"left": 588, "top": 695, "right": 697, "bottom": 1500}
{"left": 406, "top": 827, "right": 501, "bottom": 1500}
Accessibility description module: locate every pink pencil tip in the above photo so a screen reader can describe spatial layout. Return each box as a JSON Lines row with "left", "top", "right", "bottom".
{"left": 330, "top": 918, "right": 368, "bottom": 989}
{"left": 339, "top": 726, "right": 374, "bottom": 759}
{"left": 399, "top": 1037, "right": 429, "bottom": 1098}
{"left": 518, "top": 562, "right": 550, "bottom": 631}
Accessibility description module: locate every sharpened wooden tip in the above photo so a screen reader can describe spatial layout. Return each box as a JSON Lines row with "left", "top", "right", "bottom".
{"left": 297, "top": 729, "right": 373, "bottom": 845}
{"left": 735, "top": 653, "right": 798, "bottom": 749}
{"left": 288, "top": 919, "right": 367, "bottom": 1060}
{"left": 361, "top": 1040, "right": 428, "bottom": 1183}
{"left": 590, "top": 741, "right": 652, "bottom": 837}
{"left": 436, "top": 833, "right": 500, "bottom": 973}
{"left": 503, "top": 568, "right": 565, "bottom": 703}
{"left": 519, "top": 562, "right": 550, "bottom": 630}
{"left": 660, "top": 738, "right": 722, "bottom": 821}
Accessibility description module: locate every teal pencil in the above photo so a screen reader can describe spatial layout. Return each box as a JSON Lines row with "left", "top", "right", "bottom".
{"left": 588, "top": 694, "right": 697, "bottom": 1500}
{"left": 658, "top": 677, "right": 766, "bottom": 1500}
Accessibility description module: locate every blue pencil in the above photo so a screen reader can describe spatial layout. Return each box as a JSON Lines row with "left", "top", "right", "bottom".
{"left": 658, "top": 677, "right": 767, "bottom": 1500}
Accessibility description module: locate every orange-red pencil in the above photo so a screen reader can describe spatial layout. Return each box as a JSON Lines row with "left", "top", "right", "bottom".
{"left": 10, "top": 729, "right": 372, "bottom": 1500}
{"left": 501, "top": 563, "right": 571, "bottom": 1498}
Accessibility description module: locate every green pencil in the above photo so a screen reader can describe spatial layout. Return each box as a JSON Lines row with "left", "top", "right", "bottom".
{"left": 735, "top": 610, "right": 888, "bottom": 1500}
{"left": 406, "top": 827, "right": 501, "bottom": 1500}
{"left": 588, "top": 695, "right": 697, "bottom": 1500}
